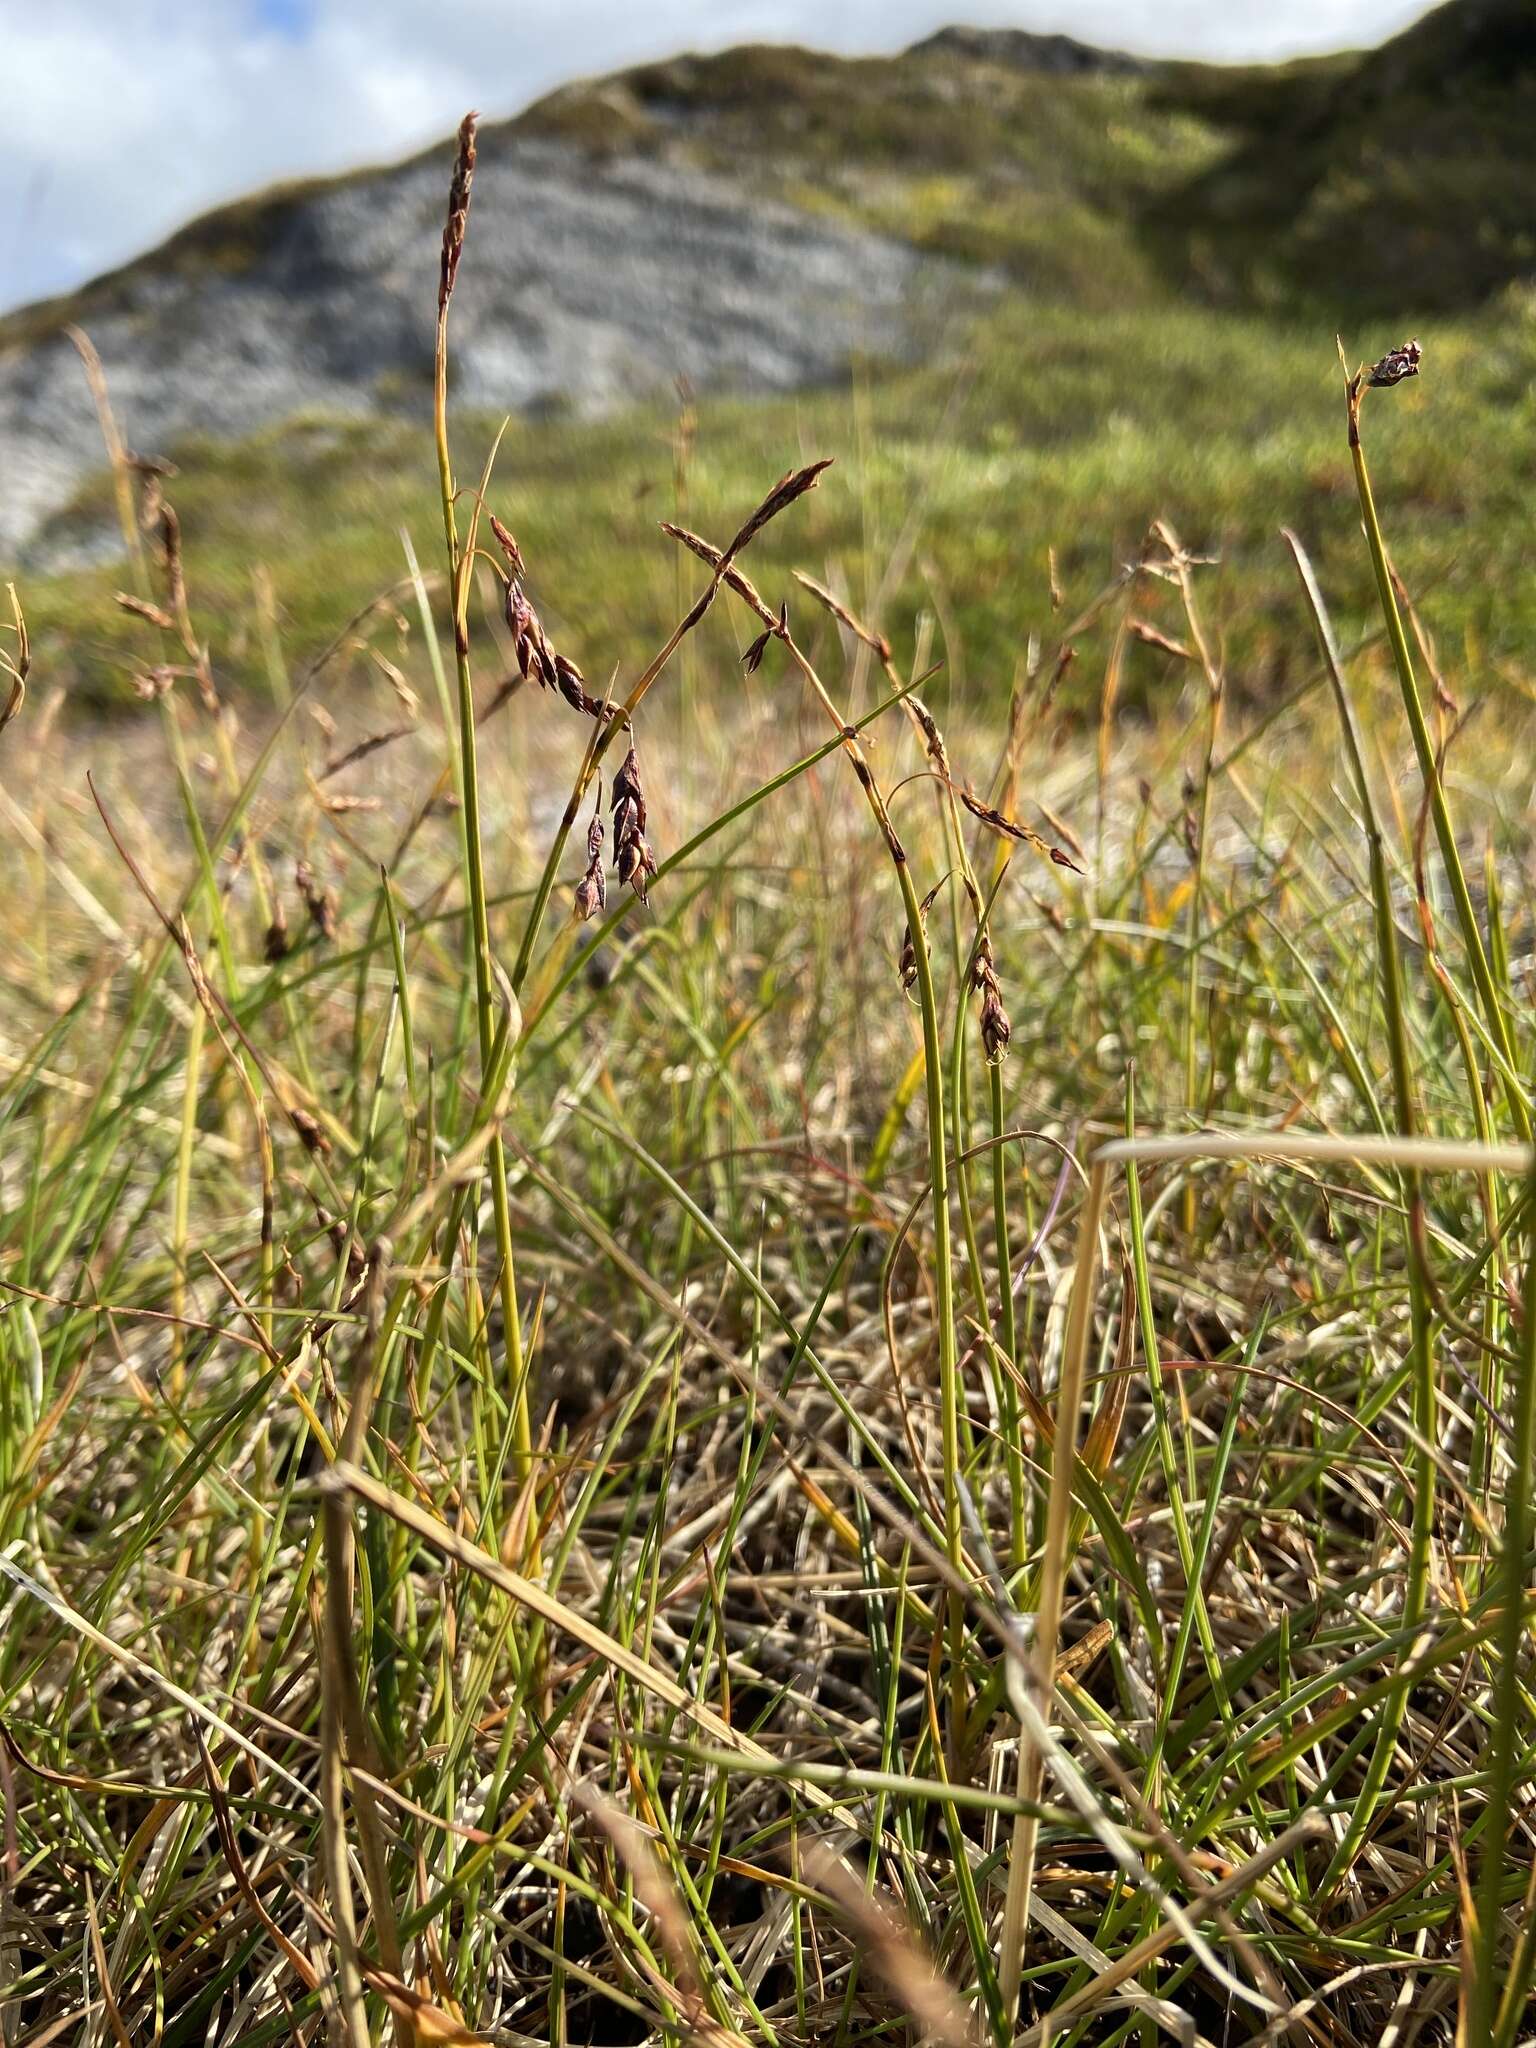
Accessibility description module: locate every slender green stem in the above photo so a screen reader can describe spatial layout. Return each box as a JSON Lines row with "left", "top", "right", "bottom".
{"left": 988, "top": 1057, "right": 1024, "bottom": 1563}
{"left": 1000, "top": 1157, "right": 1108, "bottom": 2020}
{"left": 1287, "top": 530, "right": 1435, "bottom": 1886}
{"left": 902, "top": 850, "right": 965, "bottom": 1712}
{"left": 433, "top": 294, "right": 535, "bottom": 1545}
{"left": 1345, "top": 371, "right": 1530, "bottom": 1147}
{"left": 1483, "top": 1151, "right": 1536, "bottom": 2046}
{"left": 1159, "top": 520, "right": 1222, "bottom": 1235}
{"left": 777, "top": 640, "right": 966, "bottom": 1736}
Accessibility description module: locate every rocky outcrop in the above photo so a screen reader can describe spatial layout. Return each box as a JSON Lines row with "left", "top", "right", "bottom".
{"left": 908, "top": 26, "right": 1158, "bottom": 76}
{"left": 0, "top": 132, "right": 964, "bottom": 561}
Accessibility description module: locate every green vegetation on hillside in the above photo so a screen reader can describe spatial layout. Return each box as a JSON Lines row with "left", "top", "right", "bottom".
{"left": 521, "top": 0, "right": 1536, "bottom": 311}
{"left": 1151, "top": 0, "right": 1536, "bottom": 309}
{"left": 21, "top": 292, "right": 1536, "bottom": 716}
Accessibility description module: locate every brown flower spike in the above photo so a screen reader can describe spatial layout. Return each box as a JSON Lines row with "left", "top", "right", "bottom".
{"left": 898, "top": 924, "right": 919, "bottom": 994}
{"left": 611, "top": 746, "right": 657, "bottom": 902}
{"left": 295, "top": 859, "right": 338, "bottom": 942}
{"left": 1343, "top": 335, "right": 1425, "bottom": 446}
{"left": 898, "top": 879, "right": 944, "bottom": 997}
{"left": 263, "top": 897, "right": 291, "bottom": 963}
{"left": 1367, "top": 338, "right": 1422, "bottom": 388}
{"left": 487, "top": 514, "right": 524, "bottom": 579}
{"left": 491, "top": 517, "right": 604, "bottom": 720}
{"left": 959, "top": 788, "right": 1081, "bottom": 872}
{"left": 907, "top": 696, "right": 951, "bottom": 778}
{"left": 971, "top": 930, "right": 1011, "bottom": 1063}
{"left": 439, "top": 113, "right": 477, "bottom": 313}
{"left": 742, "top": 601, "right": 788, "bottom": 675}
{"left": 575, "top": 790, "right": 606, "bottom": 922}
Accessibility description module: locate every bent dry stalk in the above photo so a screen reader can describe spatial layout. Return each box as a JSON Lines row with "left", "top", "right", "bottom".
{"left": 1004, "top": 1128, "right": 1536, "bottom": 2013}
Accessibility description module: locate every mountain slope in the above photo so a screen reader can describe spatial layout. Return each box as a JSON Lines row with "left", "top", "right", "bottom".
{"left": 1150, "top": 0, "right": 1536, "bottom": 308}
{"left": 0, "top": 33, "right": 1229, "bottom": 562}
{"left": 0, "top": 138, "right": 968, "bottom": 561}
{"left": 2, "top": 0, "right": 1533, "bottom": 598}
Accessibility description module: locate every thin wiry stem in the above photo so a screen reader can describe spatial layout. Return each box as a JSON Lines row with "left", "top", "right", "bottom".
{"left": 1287, "top": 530, "right": 1436, "bottom": 1887}
{"left": 1343, "top": 352, "right": 1530, "bottom": 1149}
{"left": 678, "top": 531, "right": 970, "bottom": 1741}
{"left": 432, "top": 115, "right": 537, "bottom": 1549}
{"left": 1482, "top": 1152, "right": 1536, "bottom": 2046}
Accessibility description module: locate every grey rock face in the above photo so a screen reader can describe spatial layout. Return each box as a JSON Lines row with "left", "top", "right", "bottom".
{"left": 909, "top": 27, "right": 1157, "bottom": 76}
{"left": 0, "top": 134, "right": 958, "bottom": 561}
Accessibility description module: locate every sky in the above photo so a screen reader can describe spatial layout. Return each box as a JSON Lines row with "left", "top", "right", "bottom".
{"left": 0, "top": 0, "right": 1432, "bottom": 316}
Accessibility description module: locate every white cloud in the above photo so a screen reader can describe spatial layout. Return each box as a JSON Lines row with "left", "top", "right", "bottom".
{"left": 0, "top": 0, "right": 1430, "bottom": 315}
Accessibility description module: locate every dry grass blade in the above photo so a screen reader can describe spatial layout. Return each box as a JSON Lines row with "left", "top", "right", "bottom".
{"left": 573, "top": 1783, "right": 704, "bottom": 1996}
{"left": 1001, "top": 1157, "right": 1108, "bottom": 2005}
{"left": 194, "top": 1723, "right": 320, "bottom": 1993}
{"left": 957, "top": 788, "right": 1081, "bottom": 871}
{"left": 1093, "top": 1129, "right": 1533, "bottom": 1175}
{"left": 325, "top": 1461, "right": 784, "bottom": 1769}
{"left": 793, "top": 568, "right": 893, "bottom": 660}
{"left": 803, "top": 1844, "right": 978, "bottom": 2048}
{"left": 84, "top": 1876, "right": 132, "bottom": 2048}
{"left": 722, "top": 459, "right": 833, "bottom": 560}
{"left": 1, "top": 582, "right": 28, "bottom": 734}
{"left": 569, "top": 1782, "right": 754, "bottom": 2046}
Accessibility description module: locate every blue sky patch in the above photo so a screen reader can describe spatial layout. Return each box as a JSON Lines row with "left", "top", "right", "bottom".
{"left": 254, "top": 0, "right": 315, "bottom": 38}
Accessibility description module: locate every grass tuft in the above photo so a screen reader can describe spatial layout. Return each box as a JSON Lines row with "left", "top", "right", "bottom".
{"left": 3, "top": 120, "right": 1536, "bottom": 2048}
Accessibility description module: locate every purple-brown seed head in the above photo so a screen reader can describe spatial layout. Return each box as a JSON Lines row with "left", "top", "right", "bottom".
{"left": 439, "top": 112, "right": 478, "bottom": 313}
